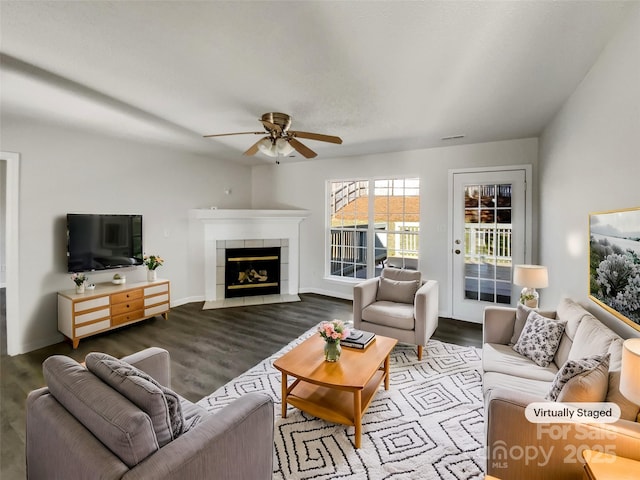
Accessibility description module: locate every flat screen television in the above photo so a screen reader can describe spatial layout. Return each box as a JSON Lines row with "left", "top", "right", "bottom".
{"left": 67, "top": 214, "right": 143, "bottom": 273}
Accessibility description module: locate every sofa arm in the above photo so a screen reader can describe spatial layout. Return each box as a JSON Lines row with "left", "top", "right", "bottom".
{"left": 483, "top": 306, "right": 517, "bottom": 345}
{"left": 353, "top": 277, "right": 379, "bottom": 327}
{"left": 121, "top": 347, "right": 171, "bottom": 388}
{"left": 486, "top": 388, "right": 640, "bottom": 480}
{"left": 414, "top": 280, "right": 439, "bottom": 344}
{"left": 123, "top": 392, "right": 275, "bottom": 480}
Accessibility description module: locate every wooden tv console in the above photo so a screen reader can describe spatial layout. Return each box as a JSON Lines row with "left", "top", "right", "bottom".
{"left": 58, "top": 279, "right": 170, "bottom": 348}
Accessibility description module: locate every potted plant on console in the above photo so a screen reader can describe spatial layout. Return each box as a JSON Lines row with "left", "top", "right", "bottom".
{"left": 71, "top": 273, "right": 87, "bottom": 294}
{"left": 143, "top": 254, "right": 164, "bottom": 282}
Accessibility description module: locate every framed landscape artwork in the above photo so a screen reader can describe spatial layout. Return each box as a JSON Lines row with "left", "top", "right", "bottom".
{"left": 589, "top": 207, "right": 640, "bottom": 332}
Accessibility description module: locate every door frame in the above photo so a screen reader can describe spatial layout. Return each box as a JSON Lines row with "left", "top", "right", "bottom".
{"left": 446, "top": 165, "right": 533, "bottom": 321}
{"left": 1, "top": 151, "right": 20, "bottom": 356}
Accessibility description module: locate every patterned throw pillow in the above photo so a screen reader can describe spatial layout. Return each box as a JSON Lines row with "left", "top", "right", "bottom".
{"left": 512, "top": 311, "right": 567, "bottom": 367}
{"left": 546, "top": 354, "right": 610, "bottom": 402}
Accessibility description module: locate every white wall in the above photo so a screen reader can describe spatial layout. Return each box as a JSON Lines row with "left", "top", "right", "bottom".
{"left": 252, "top": 138, "right": 538, "bottom": 317}
{"left": 0, "top": 160, "right": 6, "bottom": 286}
{"left": 539, "top": 5, "right": 640, "bottom": 338}
{"left": 2, "top": 116, "right": 252, "bottom": 354}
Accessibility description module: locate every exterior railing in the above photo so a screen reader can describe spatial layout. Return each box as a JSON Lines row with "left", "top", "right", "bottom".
{"left": 464, "top": 223, "right": 512, "bottom": 264}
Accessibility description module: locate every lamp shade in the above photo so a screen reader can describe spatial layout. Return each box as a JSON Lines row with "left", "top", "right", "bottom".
{"left": 620, "top": 338, "right": 640, "bottom": 405}
{"left": 513, "top": 265, "right": 549, "bottom": 288}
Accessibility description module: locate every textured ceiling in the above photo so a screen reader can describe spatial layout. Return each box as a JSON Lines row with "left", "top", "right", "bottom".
{"left": 0, "top": 1, "right": 634, "bottom": 165}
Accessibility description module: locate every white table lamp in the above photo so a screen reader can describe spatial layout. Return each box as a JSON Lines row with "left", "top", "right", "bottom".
{"left": 621, "top": 338, "right": 640, "bottom": 406}
{"left": 513, "top": 264, "right": 548, "bottom": 308}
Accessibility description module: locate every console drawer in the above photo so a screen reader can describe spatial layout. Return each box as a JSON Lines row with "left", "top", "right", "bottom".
{"left": 111, "top": 289, "right": 143, "bottom": 304}
{"left": 75, "top": 308, "right": 110, "bottom": 326}
{"left": 76, "top": 319, "right": 111, "bottom": 337}
{"left": 111, "top": 299, "right": 144, "bottom": 316}
{"left": 145, "top": 283, "right": 169, "bottom": 296}
{"left": 112, "top": 310, "right": 144, "bottom": 327}
{"left": 74, "top": 296, "right": 110, "bottom": 313}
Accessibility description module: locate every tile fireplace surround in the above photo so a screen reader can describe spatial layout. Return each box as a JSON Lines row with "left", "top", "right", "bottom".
{"left": 189, "top": 209, "right": 310, "bottom": 307}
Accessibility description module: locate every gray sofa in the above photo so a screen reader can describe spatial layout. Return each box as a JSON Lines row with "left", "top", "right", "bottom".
{"left": 483, "top": 298, "right": 640, "bottom": 480}
{"left": 26, "top": 347, "right": 274, "bottom": 480}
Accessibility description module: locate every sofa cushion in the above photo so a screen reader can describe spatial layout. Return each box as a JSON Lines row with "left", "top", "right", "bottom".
{"left": 376, "top": 276, "right": 419, "bottom": 304}
{"left": 43, "top": 355, "right": 158, "bottom": 468}
{"left": 568, "top": 315, "right": 620, "bottom": 361}
{"left": 546, "top": 354, "right": 610, "bottom": 402}
{"left": 483, "top": 343, "right": 558, "bottom": 382}
{"left": 554, "top": 298, "right": 591, "bottom": 367}
{"left": 362, "top": 301, "right": 415, "bottom": 330}
{"left": 482, "top": 371, "right": 551, "bottom": 404}
{"left": 179, "top": 394, "right": 208, "bottom": 433}
{"left": 513, "top": 311, "right": 567, "bottom": 368}
{"left": 510, "top": 304, "right": 557, "bottom": 345}
{"left": 86, "top": 352, "right": 183, "bottom": 447}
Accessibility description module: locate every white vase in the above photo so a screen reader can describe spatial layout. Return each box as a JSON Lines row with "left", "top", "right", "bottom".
{"left": 147, "top": 269, "right": 157, "bottom": 282}
{"left": 76, "top": 284, "right": 85, "bottom": 294}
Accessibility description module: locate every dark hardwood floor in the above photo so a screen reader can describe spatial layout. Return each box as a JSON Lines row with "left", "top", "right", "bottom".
{"left": 0, "top": 293, "right": 482, "bottom": 479}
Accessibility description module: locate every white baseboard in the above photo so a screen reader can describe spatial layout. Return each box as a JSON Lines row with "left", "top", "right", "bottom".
{"left": 171, "top": 296, "right": 201, "bottom": 308}
{"left": 299, "top": 286, "right": 353, "bottom": 301}
{"left": 16, "top": 333, "right": 65, "bottom": 356}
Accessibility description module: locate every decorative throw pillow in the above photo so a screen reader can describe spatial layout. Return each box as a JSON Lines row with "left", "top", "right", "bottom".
{"left": 43, "top": 355, "right": 158, "bottom": 467}
{"left": 512, "top": 311, "right": 567, "bottom": 368}
{"left": 86, "top": 353, "right": 184, "bottom": 447}
{"left": 510, "top": 304, "right": 557, "bottom": 345}
{"left": 546, "top": 354, "right": 610, "bottom": 402}
{"left": 376, "top": 276, "right": 420, "bottom": 304}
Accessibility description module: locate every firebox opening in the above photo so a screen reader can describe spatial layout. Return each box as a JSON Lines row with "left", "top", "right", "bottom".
{"left": 225, "top": 247, "right": 281, "bottom": 298}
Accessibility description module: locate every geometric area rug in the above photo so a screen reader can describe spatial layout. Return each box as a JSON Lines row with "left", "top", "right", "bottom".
{"left": 197, "top": 326, "right": 485, "bottom": 479}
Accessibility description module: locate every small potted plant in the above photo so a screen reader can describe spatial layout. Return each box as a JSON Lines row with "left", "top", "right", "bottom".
{"left": 143, "top": 254, "right": 164, "bottom": 282}
{"left": 71, "top": 273, "right": 88, "bottom": 294}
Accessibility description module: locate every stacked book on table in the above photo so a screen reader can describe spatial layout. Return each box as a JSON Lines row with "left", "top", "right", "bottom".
{"left": 342, "top": 329, "right": 376, "bottom": 349}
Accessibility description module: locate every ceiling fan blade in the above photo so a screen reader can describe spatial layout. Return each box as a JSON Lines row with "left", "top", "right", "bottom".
{"left": 260, "top": 120, "right": 282, "bottom": 135}
{"left": 290, "top": 131, "right": 343, "bottom": 144}
{"left": 243, "top": 138, "right": 264, "bottom": 156}
{"left": 203, "top": 131, "right": 263, "bottom": 138}
{"left": 288, "top": 138, "right": 317, "bottom": 159}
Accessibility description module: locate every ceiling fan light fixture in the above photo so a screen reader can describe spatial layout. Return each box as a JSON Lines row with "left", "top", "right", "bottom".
{"left": 257, "top": 137, "right": 295, "bottom": 157}
{"left": 257, "top": 137, "right": 276, "bottom": 156}
{"left": 275, "top": 138, "right": 295, "bottom": 156}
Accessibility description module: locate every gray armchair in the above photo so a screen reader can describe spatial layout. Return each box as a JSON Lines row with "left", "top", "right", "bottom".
{"left": 26, "top": 347, "right": 274, "bottom": 480}
{"left": 353, "top": 267, "right": 438, "bottom": 360}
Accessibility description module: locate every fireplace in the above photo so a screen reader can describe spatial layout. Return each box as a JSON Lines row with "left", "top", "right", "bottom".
{"left": 225, "top": 247, "right": 281, "bottom": 298}
{"left": 189, "top": 208, "right": 310, "bottom": 304}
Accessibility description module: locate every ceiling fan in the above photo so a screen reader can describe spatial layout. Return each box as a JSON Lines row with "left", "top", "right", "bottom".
{"left": 203, "top": 112, "right": 343, "bottom": 159}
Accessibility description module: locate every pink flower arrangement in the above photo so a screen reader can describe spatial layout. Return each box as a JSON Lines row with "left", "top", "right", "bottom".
{"left": 318, "top": 320, "right": 350, "bottom": 342}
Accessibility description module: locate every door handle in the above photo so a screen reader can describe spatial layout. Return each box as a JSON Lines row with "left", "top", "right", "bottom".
{"left": 454, "top": 249, "right": 461, "bottom": 255}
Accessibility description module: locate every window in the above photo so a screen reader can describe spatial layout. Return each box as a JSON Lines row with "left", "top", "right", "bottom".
{"left": 329, "top": 178, "right": 420, "bottom": 279}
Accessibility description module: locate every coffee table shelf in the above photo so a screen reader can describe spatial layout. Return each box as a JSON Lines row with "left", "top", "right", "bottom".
{"left": 286, "top": 370, "right": 386, "bottom": 426}
{"left": 274, "top": 333, "right": 397, "bottom": 448}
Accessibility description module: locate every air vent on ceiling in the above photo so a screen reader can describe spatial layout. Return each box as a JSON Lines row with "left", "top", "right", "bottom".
{"left": 441, "top": 134, "right": 465, "bottom": 141}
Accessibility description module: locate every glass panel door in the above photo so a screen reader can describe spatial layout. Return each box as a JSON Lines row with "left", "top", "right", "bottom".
{"left": 452, "top": 170, "right": 527, "bottom": 322}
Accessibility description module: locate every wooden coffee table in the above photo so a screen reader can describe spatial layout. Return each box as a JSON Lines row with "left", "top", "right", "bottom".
{"left": 273, "top": 333, "right": 397, "bottom": 448}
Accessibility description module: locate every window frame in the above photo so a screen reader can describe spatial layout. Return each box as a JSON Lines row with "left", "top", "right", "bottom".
{"left": 326, "top": 177, "right": 420, "bottom": 281}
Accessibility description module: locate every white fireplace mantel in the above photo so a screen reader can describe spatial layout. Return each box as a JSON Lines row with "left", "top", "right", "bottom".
{"left": 190, "top": 209, "right": 311, "bottom": 221}
{"left": 189, "top": 209, "right": 310, "bottom": 302}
